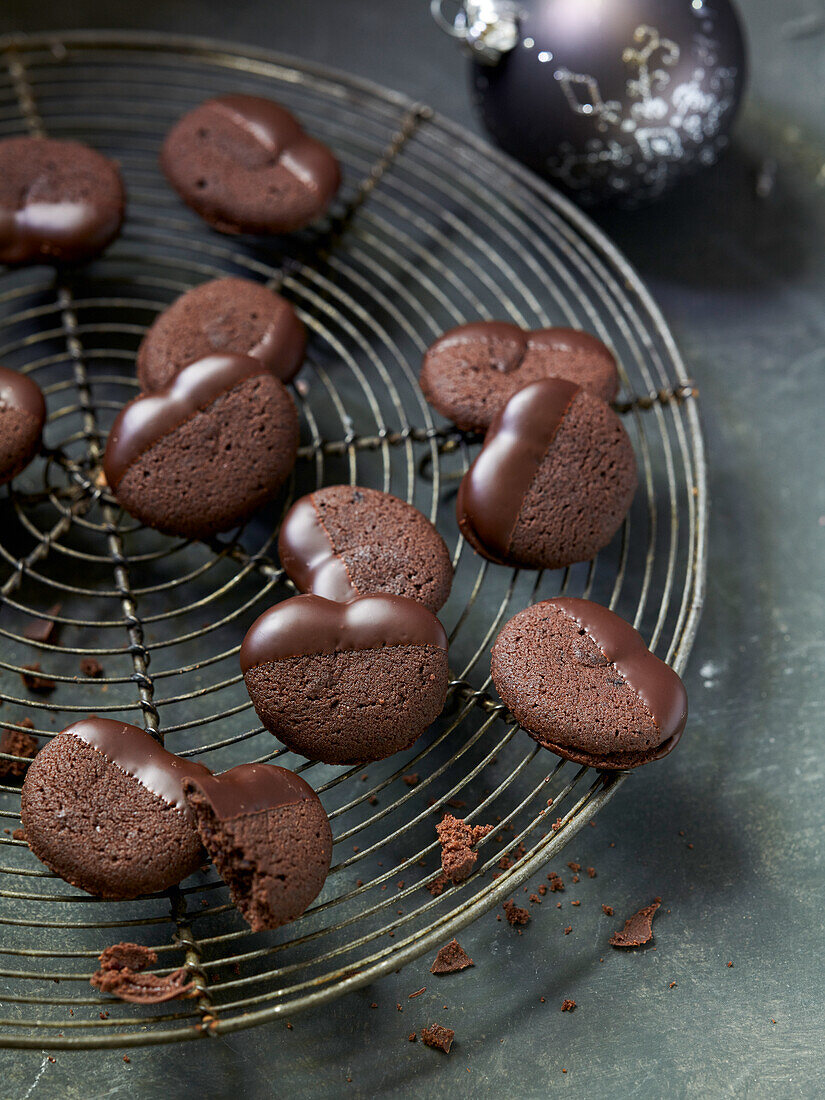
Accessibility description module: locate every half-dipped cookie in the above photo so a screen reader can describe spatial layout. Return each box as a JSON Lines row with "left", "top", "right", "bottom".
{"left": 182, "top": 763, "right": 332, "bottom": 931}
{"left": 103, "top": 353, "right": 299, "bottom": 538}
{"left": 0, "top": 366, "right": 46, "bottom": 483}
{"left": 278, "top": 485, "right": 453, "bottom": 612}
{"left": 421, "top": 322, "right": 619, "bottom": 434}
{"left": 241, "top": 593, "right": 450, "bottom": 764}
{"left": 21, "top": 718, "right": 211, "bottom": 898}
{"left": 136, "top": 277, "right": 306, "bottom": 392}
{"left": 0, "top": 137, "right": 125, "bottom": 265}
{"left": 456, "top": 377, "right": 637, "bottom": 570}
{"left": 161, "top": 95, "right": 341, "bottom": 235}
{"left": 491, "top": 598, "right": 688, "bottom": 769}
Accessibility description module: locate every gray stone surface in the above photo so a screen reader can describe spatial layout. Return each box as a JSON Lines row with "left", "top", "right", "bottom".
{"left": 2, "top": 1, "right": 824, "bottom": 1096}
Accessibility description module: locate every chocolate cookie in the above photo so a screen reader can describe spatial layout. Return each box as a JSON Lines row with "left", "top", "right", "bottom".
{"left": 241, "top": 593, "right": 450, "bottom": 764}
{"left": 136, "top": 277, "right": 306, "bottom": 392}
{"left": 490, "top": 598, "right": 688, "bottom": 769}
{"left": 421, "top": 322, "right": 619, "bottom": 433}
{"left": 278, "top": 486, "right": 453, "bottom": 612}
{"left": 0, "top": 137, "right": 125, "bottom": 265}
{"left": 161, "top": 95, "right": 341, "bottom": 235}
{"left": 0, "top": 366, "right": 46, "bottom": 483}
{"left": 456, "top": 378, "right": 637, "bottom": 570}
{"left": 21, "top": 718, "right": 211, "bottom": 898}
{"left": 182, "top": 762, "right": 332, "bottom": 931}
{"left": 103, "top": 353, "right": 299, "bottom": 539}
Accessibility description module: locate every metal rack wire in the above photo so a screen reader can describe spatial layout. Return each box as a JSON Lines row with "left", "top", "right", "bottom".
{"left": 0, "top": 31, "right": 706, "bottom": 1048}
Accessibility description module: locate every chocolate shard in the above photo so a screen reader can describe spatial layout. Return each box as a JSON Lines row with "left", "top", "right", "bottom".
{"left": 609, "top": 897, "right": 662, "bottom": 948}
{"left": 430, "top": 939, "right": 474, "bottom": 975}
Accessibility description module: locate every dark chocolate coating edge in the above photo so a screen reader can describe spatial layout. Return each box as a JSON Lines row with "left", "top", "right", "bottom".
{"left": 547, "top": 597, "right": 688, "bottom": 743}
{"left": 456, "top": 377, "right": 581, "bottom": 562}
{"left": 240, "top": 593, "right": 448, "bottom": 672}
{"left": 0, "top": 365, "right": 47, "bottom": 422}
{"left": 182, "top": 762, "right": 319, "bottom": 820}
{"left": 63, "top": 717, "right": 212, "bottom": 812}
{"left": 103, "top": 353, "right": 270, "bottom": 489}
{"left": 277, "top": 494, "right": 358, "bottom": 601}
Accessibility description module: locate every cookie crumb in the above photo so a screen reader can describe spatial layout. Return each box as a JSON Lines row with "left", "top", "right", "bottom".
{"left": 408, "top": 987, "right": 426, "bottom": 999}
{"left": 548, "top": 872, "right": 564, "bottom": 892}
{"left": 403, "top": 773, "right": 419, "bottom": 787}
{"left": 503, "top": 899, "right": 530, "bottom": 926}
{"left": 426, "top": 873, "right": 450, "bottom": 896}
{"left": 123, "top": 1056, "right": 130, "bottom": 1064}
{"left": 609, "top": 898, "right": 662, "bottom": 948}
{"left": 561, "top": 999, "right": 576, "bottom": 1012}
{"left": 0, "top": 723, "right": 38, "bottom": 778}
{"left": 567, "top": 862, "right": 580, "bottom": 872}
{"left": 20, "top": 664, "right": 55, "bottom": 694}
{"left": 669, "top": 982, "right": 677, "bottom": 989}
{"left": 80, "top": 657, "right": 104, "bottom": 678}
{"left": 23, "top": 604, "right": 61, "bottom": 644}
{"left": 436, "top": 814, "right": 493, "bottom": 884}
{"left": 587, "top": 867, "right": 597, "bottom": 878}
{"left": 408, "top": 1032, "right": 416, "bottom": 1042}
{"left": 601, "top": 904, "right": 614, "bottom": 916}
{"left": 431, "top": 938, "right": 474, "bottom": 974}
{"left": 727, "top": 961, "right": 734, "bottom": 968}
{"left": 421, "top": 1023, "right": 454, "bottom": 1053}
{"left": 91, "top": 942, "right": 193, "bottom": 1004}
{"left": 564, "top": 926, "right": 572, "bottom": 935}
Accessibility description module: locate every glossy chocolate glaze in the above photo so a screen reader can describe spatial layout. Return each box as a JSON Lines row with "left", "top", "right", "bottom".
{"left": 433, "top": 321, "right": 614, "bottom": 375}
{"left": 210, "top": 95, "right": 340, "bottom": 199}
{"left": 182, "top": 762, "right": 317, "bottom": 820}
{"left": 103, "top": 353, "right": 267, "bottom": 489}
{"left": 245, "top": 304, "right": 306, "bottom": 383}
{"left": 277, "top": 493, "right": 358, "bottom": 602}
{"left": 240, "top": 593, "right": 448, "bottom": 672}
{"left": 456, "top": 377, "right": 581, "bottom": 562}
{"left": 0, "top": 138, "right": 124, "bottom": 264}
{"left": 0, "top": 365, "right": 46, "bottom": 423}
{"left": 0, "top": 201, "right": 114, "bottom": 264}
{"left": 548, "top": 598, "right": 688, "bottom": 741}
{"left": 64, "top": 717, "right": 212, "bottom": 812}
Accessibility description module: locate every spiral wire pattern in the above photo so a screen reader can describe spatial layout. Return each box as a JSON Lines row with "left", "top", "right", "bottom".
{"left": 0, "top": 33, "right": 706, "bottom": 1047}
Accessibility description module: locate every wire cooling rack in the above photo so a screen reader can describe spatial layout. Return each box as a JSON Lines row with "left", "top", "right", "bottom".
{"left": 0, "top": 31, "right": 706, "bottom": 1048}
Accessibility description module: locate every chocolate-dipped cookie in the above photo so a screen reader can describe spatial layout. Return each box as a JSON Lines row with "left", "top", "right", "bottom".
{"left": 0, "top": 137, "right": 125, "bottom": 265}
{"left": 161, "top": 95, "right": 341, "bottom": 235}
{"left": 21, "top": 718, "right": 211, "bottom": 898}
{"left": 278, "top": 486, "right": 453, "bottom": 612}
{"left": 103, "top": 353, "right": 299, "bottom": 539}
{"left": 182, "top": 763, "right": 331, "bottom": 931}
{"left": 241, "top": 593, "right": 450, "bottom": 764}
{"left": 421, "top": 322, "right": 619, "bottom": 434}
{"left": 136, "top": 277, "right": 306, "bottom": 392}
{"left": 0, "top": 366, "right": 46, "bottom": 483}
{"left": 490, "top": 598, "right": 688, "bottom": 769}
{"left": 456, "top": 377, "right": 637, "bottom": 570}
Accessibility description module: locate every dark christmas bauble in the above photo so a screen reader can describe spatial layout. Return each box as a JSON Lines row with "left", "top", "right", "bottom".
{"left": 465, "top": 0, "right": 747, "bottom": 206}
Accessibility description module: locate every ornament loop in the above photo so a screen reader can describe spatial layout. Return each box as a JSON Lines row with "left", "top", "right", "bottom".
{"left": 431, "top": 0, "right": 521, "bottom": 64}
{"left": 430, "top": 0, "right": 469, "bottom": 39}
